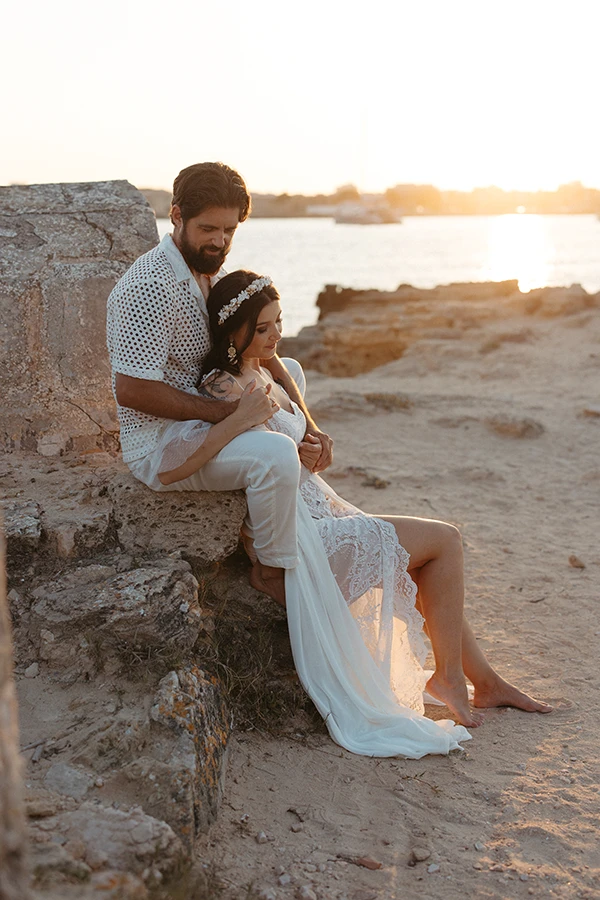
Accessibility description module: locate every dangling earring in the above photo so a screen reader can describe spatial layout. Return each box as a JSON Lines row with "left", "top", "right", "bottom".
{"left": 227, "top": 340, "right": 238, "bottom": 363}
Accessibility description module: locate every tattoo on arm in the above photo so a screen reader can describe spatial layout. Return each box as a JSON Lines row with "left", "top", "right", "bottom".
{"left": 198, "top": 372, "right": 237, "bottom": 399}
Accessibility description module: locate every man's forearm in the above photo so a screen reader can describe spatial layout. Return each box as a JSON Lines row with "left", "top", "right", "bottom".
{"left": 115, "top": 373, "right": 237, "bottom": 423}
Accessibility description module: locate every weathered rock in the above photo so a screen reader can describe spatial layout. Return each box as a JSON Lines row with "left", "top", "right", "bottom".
{"left": 0, "top": 532, "right": 33, "bottom": 899}
{"left": 280, "top": 280, "right": 593, "bottom": 376}
{"left": 88, "top": 870, "right": 149, "bottom": 899}
{"left": 29, "top": 559, "right": 203, "bottom": 670}
{"left": 108, "top": 470, "right": 246, "bottom": 564}
{"left": 0, "top": 180, "right": 158, "bottom": 454}
{"left": 1, "top": 499, "right": 42, "bottom": 565}
{"left": 30, "top": 840, "right": 92, "bottom": 884}
{"left": 511, "top": 284, "right": 593, "bottom": 318}
{"left": 484, "top": 415, "right": 545, "bottom": 439}
{"left": 42, "top": 502, "right": 114, "bottom": 560}
{"left": 47, "top": 803, "right": 184, "bottom": 879}
{"left": 146, "top": 666, "right": 231, "bottom": 845}
{"left": 43, "top": 763, "right": 94, "bottom": 800}
{"left": 310, "top": 391, "right": 413, "bottom": 420}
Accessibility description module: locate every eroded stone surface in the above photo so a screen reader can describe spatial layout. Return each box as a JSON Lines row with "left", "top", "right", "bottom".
{"left": 0, "top": 181, "right": 158, "bottom": 454}
{"left": 29, "top": 559, "right": 203, "bottom": 670}
{"left": 280, "top": 281, "right": 600, "bottom": 376}
{"left": 109, "top": 470, "right": 246, "bottom": 564}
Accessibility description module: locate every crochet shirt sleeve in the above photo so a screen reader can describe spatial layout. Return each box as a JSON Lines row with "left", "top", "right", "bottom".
{"left": 108, "top": 277, "right": 177, "bottom": 382}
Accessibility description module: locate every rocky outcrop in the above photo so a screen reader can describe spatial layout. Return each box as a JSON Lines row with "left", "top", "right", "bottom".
{"left": 0, "top": 535, "right": 32, "bottom": 900}
{"left": 0, "top": 181, "right": 158, "bottom": 455}
{"left": 280, "top": 281, "right": 600, "bottom": 376}
{"left": 1, "top": 450, "right": 303, "bottom": 893}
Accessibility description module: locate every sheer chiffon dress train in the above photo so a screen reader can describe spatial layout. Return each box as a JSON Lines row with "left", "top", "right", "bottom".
{"left": 154, "top": 385, "right": 471, "bottom": 758}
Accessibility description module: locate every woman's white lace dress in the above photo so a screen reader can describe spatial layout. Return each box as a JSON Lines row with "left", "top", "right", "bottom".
{"left": 265, "top": 400, "right": 471, "bottom": 758}
{"left": 154, "top": 369, "right": 471, "bottom": 758}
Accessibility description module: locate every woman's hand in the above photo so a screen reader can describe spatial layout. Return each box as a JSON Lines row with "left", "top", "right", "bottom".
{"left": 232, "top": 380, "right": 279, "bottom": 429}
{"left": 299, "top": 433, "right": 322, "bottom": 472}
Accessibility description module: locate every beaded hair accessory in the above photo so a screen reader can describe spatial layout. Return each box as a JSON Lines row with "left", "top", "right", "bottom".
{"left": 218, "top": 276, "right": 273, "bottom": 325}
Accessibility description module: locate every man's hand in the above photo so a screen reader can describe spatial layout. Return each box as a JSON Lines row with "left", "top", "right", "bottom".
{"left": 298, "top": 433, "right": 322, "bottom": 472}
{"left": 305, "top": 427, "right": 334, "bottom": 473}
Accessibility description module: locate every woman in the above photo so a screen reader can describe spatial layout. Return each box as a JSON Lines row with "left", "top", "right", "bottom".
{"left": 158, "top": 271, "right": 552, "bottom": 758}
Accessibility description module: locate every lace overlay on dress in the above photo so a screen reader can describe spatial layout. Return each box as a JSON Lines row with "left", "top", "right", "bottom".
{"left": 267, "top": 401, "right": 428, "bottom": 714}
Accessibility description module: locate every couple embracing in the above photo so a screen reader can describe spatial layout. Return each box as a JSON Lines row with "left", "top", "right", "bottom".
{"left": 107, "top": 162, "right": 550, "bottom": 759}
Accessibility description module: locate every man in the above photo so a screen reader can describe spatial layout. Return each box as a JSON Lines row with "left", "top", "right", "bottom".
{"left": 106, "top": 162, "right": 332, "bottom": 605}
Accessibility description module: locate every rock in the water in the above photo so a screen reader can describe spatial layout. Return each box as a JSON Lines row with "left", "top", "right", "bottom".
{"left": 279, "top": 280, "right": 592, "bottom": 376}
{"left": 0, "top": 180, "right": 158, "bottom": 454}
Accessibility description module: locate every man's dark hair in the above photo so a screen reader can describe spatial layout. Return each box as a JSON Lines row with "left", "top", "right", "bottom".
{"left": 170, "top": 162, "right": 251, "bottom": 224}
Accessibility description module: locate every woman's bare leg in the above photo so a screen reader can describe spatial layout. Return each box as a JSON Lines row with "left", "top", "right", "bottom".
{"left": 379, "top": 516, "right": 551, "bottom": 724}
{"left": 380, "top": 515, "right": 483, "bottom": 727}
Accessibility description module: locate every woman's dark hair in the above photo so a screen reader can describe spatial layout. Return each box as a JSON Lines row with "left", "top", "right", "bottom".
{"left": 170, "top": 162, "right": 251, "bottom": 225}
{"left": 200, "top": 270, "right": 281, "bottom": 381}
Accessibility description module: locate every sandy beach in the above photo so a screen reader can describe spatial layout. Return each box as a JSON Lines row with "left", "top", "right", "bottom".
{"left": 5, "top": 297, "right": 599, "bottom": 900}
{"left": 191, "top": 305, "right": 600, "bottom": 899}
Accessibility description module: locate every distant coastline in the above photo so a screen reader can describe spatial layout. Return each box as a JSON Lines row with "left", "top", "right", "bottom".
{"left": 140, "top": 181, "right": 600, "bottom": 219}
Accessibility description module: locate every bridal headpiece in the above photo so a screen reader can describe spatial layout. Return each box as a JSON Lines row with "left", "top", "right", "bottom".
{"left": 218, "top": 276, "right": 273, "bottom": 325}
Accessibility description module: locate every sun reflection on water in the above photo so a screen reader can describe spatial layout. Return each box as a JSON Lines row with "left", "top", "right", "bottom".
{"left": 485, "top": 214, "right": 551, "bottom": 292}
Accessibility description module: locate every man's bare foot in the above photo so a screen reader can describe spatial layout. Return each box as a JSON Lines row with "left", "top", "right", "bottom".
{"left": 249, "top": 562, "right": 286, "bottom": 609}
{"left": 473, "top": 676, "right": 552, "bottom": 713}
{"left": 425, "top": 673, "right": 485, "bottom": 728}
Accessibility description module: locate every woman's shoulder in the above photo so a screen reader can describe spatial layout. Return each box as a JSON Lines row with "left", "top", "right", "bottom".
{"left": 198, "top": 369, "right": 243, "bottom": 400}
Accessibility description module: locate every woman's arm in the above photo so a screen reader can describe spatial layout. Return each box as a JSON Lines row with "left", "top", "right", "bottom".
{"left": 158, "top": 379, "right": 278, "bottom": 485}
{"left": 262, "top": 355, "right": 334, "bottom": 472}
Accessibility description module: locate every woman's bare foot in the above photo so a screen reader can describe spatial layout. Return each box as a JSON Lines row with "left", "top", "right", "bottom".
{"left": 425, "top": 673, "right": 485, "bottom": 727}
{"left": 250, "top": 562, "right": 286, "bottom": 609}
{"left": 473, "top": 676, "right": 552, "bottom": 713}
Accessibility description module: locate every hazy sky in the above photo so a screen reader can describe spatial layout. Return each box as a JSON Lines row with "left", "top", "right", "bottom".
{"left": 3, "top": 0, "right": 598, "bottom": 194}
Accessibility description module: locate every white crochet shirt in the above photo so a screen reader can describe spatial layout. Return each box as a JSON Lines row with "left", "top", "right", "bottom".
{"left": 106, "top": 233, "right": 225, "bottom": 462}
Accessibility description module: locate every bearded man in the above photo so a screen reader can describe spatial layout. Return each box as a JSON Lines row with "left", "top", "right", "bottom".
{"left": 106, "top": 162, "right": 332, "bottom": 604}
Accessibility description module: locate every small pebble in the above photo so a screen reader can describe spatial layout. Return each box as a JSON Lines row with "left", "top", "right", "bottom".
{"left": 258, "top": 890, "right": 276, "bottom": 900}
{"left": 520, "top": 873, "right": 529, "bottom": 882}
{"left": 411, "top": 847, "right": 431, "bottom": 862}
{"left": 274, "top": 865, "right": 285, "bottom": 876}
{"left": 427, "top": 863, "right": 440, "bottom": 874}
{"left": 278, "top": 873, "right": 292, "bottom": 885}
{"left": 304, "top": 863, "right": 317, "bottom": 872}
{"left": 296, "top": 887, "right": 317, "bottom": 900}
{"left": 356, "top": 856, "right": 382, "bottom": 870}
{"left": 24, "top": 662, "right": 39, "bottom": 678}
{"left": 256, "top": 831, "right": 268, "bottom": 844}
{"left": 240, "top": 813, "right": 250, "bottom": 824}
{"left": 473, "top": 863, "right": 483, "bottom": 870}
{"left": 474, "top": 841, "right": 485, "bottom": 851}
{"left": 94, "top": 777, "right": 104, "bottom": 788}
{"left": 291, "top": 823, "right": 304, "bottom": 833}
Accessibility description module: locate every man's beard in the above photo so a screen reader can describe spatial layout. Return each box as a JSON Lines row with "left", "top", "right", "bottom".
{"left": 179, "top": 232, "right": 229, "bottom": 275}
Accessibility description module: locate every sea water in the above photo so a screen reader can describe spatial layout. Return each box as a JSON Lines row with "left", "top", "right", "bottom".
{"left": 157, "top": 215, "right": 600, "bottom": 336}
